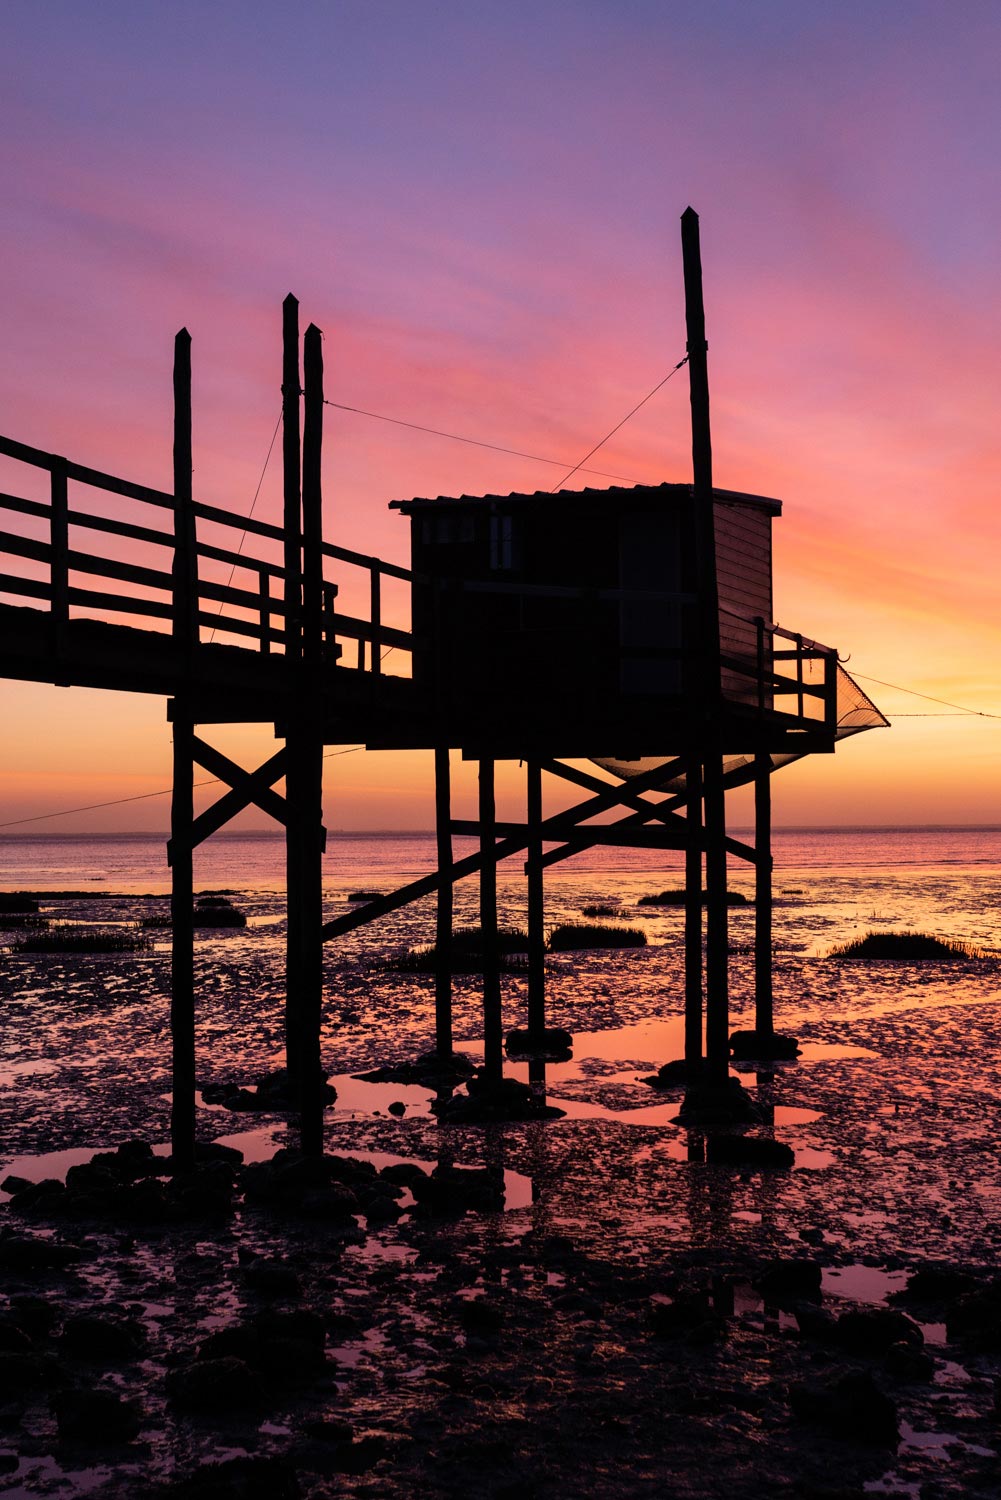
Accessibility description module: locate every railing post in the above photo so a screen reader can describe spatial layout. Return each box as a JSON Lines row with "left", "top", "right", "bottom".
{"left": 322, "top": 581, "right": 337, "bottom": 663}
{"left": 49, "top": 458, "right": 69, "bottom": 657}
{"left": 370, "top": 566, "right": 382, "bottom": 675}
{"left": 171, "top": 328, "right": 198, "bottom": 647}
{"left": 825, "top": 650, "right": 838, "bottom": 735}
{"left": 795, "top": 633, "right": 804, "bottom": 722}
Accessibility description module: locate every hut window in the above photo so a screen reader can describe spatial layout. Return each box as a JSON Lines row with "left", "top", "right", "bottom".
{"left": 489, "top": 514, "right": 514, "bottom": 570}
{"left": 422, "top": 515, "right": 474, "bottom": 545}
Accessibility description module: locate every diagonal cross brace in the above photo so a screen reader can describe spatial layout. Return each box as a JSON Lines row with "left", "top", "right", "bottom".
{"left": 536, "top": 765, "right": 758, "bottom": 872}
{"left": 321, "top": 758, "right": 690, "bottom": 941}
{"left": 167, "top": 742, "right": 294, "bottom": 862}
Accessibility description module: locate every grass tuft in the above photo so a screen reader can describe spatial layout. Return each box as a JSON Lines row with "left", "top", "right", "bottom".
{"left": 547, "top": 922, "right": 647, "bottom": 952}
{"left": 828, "top": 930, "right": 985, "bottom": 961}
{"left": 382, "top": 944, "right": 529, "bottom": 974}
{"left": 639, "top": 888, "right": 750, "bottom": 907}
{"left": 581, "top": 904, "right": 616, "bottom": 918}
{"left": 192, "top": 901, "right": 247, "bottom": 929}
{"left": 347, "top": 890, "right": 383, "bottom": 903}
{"left": 9, "top": 925, "right": 153, "bottom": 954}
{"left": 0, "top": 894, "right": 39, "bottom": 914}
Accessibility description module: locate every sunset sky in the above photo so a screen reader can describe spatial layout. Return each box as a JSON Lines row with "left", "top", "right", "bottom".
{"left": 1, "top": 1, "right": 999, "bottom": 833}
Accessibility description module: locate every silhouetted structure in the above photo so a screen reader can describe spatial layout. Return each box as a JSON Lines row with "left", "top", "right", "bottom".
{"left": 0, "top": 209, "right": 885, "bottom": 1155}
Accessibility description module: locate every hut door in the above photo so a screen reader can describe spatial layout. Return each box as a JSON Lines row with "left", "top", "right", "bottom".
{"left": 619, "top": 511, "right": 682, "bottom": 696}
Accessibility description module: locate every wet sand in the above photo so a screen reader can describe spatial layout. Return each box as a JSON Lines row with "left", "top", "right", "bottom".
{"left": 2, "top": 851, "right": 1001, "bottom": 1496}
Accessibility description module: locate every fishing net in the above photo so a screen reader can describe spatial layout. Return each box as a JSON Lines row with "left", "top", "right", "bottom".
{"left": 591, "top": 665, "right": 887, "bottom": 792}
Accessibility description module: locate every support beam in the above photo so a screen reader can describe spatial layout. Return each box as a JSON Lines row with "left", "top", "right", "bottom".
{"left": 434, "top": 745, "right": 453, "bottom": 1058}
{"left": 684, "top": 756, "right": 703, "bottom": 1068}
{"left": 479, "top": 758, "right": 503, "bottom": 1084}
{"left": 754, "top": 752, "right": 774, "bottom": 1037}
{"left": 169, "top": 701, "right": 195, "bottom": 1169}
{"left": 526, "top": 761, "right": 545, "bottom": 1041}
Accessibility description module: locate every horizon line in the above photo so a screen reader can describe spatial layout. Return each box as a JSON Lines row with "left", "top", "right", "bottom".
{"left": 2, "top": 823, "right": 1000, "bottom": 839}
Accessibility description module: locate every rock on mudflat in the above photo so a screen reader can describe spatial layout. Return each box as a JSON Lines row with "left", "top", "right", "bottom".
{"left": 167, "top": 1455, "right": 302, "bottom": 1499}
{"left": 789, "top": 1369, "right": 898, "bottom": 1446}
{"left": 504, "top": 1026, "right": 573, "bottom": 1059}
{"left": 432, "top": 1073, "right": 564, "bottom": 1123}
{"left": 166, "top": 1355, "right": 266, "bottom": 1413}
{"left": 52, "top": 1388, "right": 142, "bottom": 1444}
{"left": 59, "top": 1313, "right": 147, "bottom": 1361}
{"left": 676, "top": 1077, "right": 766, "bottom": 1126}
{"left": 643, "top": 1057, "right": 704, "bottom": 1089}
{"left": 357, "top": 1051, "right": 477, "bottom": 1087}
{"left": 833, "top": 1307, "right": 923, "bottom": 1355}
{"left": 0, "top": 1233, "right": 82, "bottom": 1272}
{"left": 729, "top": 1028, "right": 801, "bottom": 1061}
{"left": 411, "top": 1163, "right": 505, "bottom": 1218}
{"left": 755, "top": 1258, "right": 823, "bottom": 1302}
{"left": 704, "top": 1134, "right": 795, "bottom": 1168}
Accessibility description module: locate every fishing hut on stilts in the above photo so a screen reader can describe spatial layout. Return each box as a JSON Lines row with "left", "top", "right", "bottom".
{"left": 0, "top": 209, "right": 886, "bottom": 1155}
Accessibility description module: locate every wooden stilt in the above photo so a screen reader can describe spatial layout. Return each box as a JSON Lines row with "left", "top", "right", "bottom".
{"left": 703, "top": 753, "right": 729, "bottom": 1084}
{"left": 754, "top": 751, "right": 774, "bottom": 1037}
{"left": 526, "top": 760, "right": 546, "bottom": 1042}
{"left": 169, "top": 701, "right": 195, "bottom": 1168}
{"left": 479, "top": 758, "right": 503, "bottom": 1084}
{"left": 684, "top": 754, "right": 703, "bottom": 1068}
{"left": 434, "top": 745, "right": 454, "bottom": 1058}
{"left": 287, "top": 729, "right": 324, "bottom": 1155}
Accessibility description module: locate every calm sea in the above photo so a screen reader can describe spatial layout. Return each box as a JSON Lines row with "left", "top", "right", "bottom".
{"left": 0, "top": 826, "right": 998, "bottom": 895}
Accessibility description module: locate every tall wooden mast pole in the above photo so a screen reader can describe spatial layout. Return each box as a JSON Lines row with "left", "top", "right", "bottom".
{"left": 169, "top": 328, "right": 196, "bottom": 1169}
{"left": 282, "top": 294, "right": 302, "bottom": 664}
{"left": 681, "top": 207, "right": 729, "bottom": 1088}
{"left": 289, "top": 321, "right": 327, "bottom": 1156}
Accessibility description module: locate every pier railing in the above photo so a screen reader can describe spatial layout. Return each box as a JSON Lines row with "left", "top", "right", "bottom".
{"left": 0, "top": 434, "right": 412, "bottom": 676}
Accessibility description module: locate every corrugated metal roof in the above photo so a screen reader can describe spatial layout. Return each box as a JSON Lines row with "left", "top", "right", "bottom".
{"left": 389, "top": 481, "right": 781, "bottom": 515}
